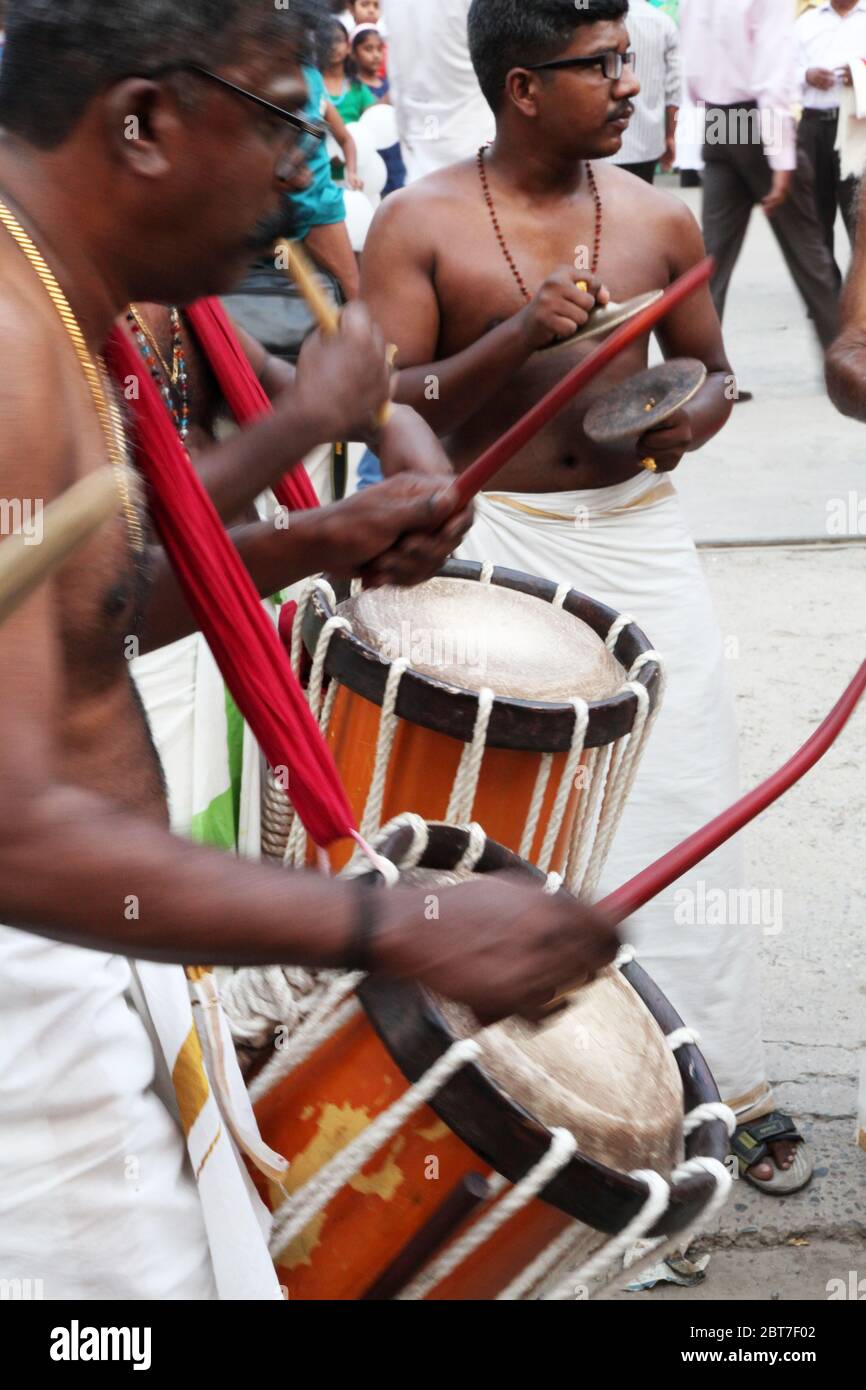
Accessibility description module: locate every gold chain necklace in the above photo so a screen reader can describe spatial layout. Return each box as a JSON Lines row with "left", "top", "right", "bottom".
{"left": 128, "top": 304, "right": 179, "bottom": 385}
{"left": 0, "top": 198, "right": 145, "bottom": 554}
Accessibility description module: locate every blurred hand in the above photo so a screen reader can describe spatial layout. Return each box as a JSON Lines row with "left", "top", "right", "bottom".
{"left": 762, "top": 170, "right": 793, "bottom": 217}
{"left": 374, "top": 874, "right": 620, "bottom": 1026}
{"left": 377, "top": 404, "right": 455, "bottom": 481}
{"left": 636, "top": 407, "right": 694, "bottom": 473}
{"left": 347, "top": 171, "right": 365, "bottom": 191}
{"left": 661, "top": 134, "right": 677, "bottom": 173}
{"left": 518, "top": 268, "right": 611, "bottom": 353}
{"left": 320, "top": 474, "right": 473, "bottom": 587}
{"left": 806, "top": 66, "right": 837, "bottom": 91}
{"left": 292, "top": 302, "right": 391, "bottom": 443}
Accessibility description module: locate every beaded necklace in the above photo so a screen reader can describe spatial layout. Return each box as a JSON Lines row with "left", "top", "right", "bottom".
{"left": 477, "top": 146, "right": 603, "bottom": 301}
{"left": 127, "top": 305, "right": 191, "bottom": 443}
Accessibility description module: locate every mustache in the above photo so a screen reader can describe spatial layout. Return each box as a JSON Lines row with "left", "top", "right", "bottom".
{"left": 245, "top": 196, "right": 299, "bottom": 252}
{"left": 607, "top": 103, "right": 634, "bottom": 122}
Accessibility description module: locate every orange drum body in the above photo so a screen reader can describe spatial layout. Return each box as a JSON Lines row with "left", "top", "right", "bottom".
{"left": 250, "top": 825, "right": 729, "bottom": 1302}
{"left": 294, "top": 562, "right": 663, "bottom": 877}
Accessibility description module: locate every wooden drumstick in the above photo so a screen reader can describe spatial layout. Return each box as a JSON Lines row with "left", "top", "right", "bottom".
{"left": 0, "top": 467, "right": 134, "bottom": 626}
{"left": 276, "top": 239, "right": 395, "bottom": 428}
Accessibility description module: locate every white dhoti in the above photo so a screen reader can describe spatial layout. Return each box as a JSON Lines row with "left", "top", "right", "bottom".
{"left": 458, "top": 474, "right": 773, "bottom": 1122}
{"left": 0, "top": 931, "right": 282, "bottom": 1300}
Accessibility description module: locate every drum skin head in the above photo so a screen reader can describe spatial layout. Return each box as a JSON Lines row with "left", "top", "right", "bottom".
{"left": 398, "top": 857, "right": 684, "bottom": 1178}
{"left": 342, "top": 578, "right": 623, "bottom": 703}
{"left": 439, "top": 965, "right": 684, "bottom": 1178}
{"left": 583, "top": 359, "right": 708, "bottom": 446}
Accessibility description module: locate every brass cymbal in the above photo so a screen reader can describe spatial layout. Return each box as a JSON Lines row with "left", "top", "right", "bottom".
{"left": 536, "top": 288, "right": 664, "bottom": 354}
{"left": 582, "top": 359, "right": 708, "bottom": 446}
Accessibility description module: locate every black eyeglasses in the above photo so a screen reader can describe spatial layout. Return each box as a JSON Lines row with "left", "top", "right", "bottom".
{"left": 133, "top": 63, "right": 328, "bottom": 143}
{"left": 526, "top": 51, "right": 636, "bottom": 81}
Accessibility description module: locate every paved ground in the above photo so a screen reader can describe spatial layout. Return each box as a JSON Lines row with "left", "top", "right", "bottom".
{"left": 615, "top": 182, "right": 866, "bottom": 1302}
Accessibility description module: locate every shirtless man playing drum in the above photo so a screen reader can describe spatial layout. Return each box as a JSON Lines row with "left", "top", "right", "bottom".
{"left": 362, "top": 0, "right": 810, "bottom": 1191}
{"left": 0, "top": 0, "right": 617, "bottom": 1299}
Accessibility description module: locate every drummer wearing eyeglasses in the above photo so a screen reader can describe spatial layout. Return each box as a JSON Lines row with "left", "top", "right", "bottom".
{"left": 362, "top": 0, "right": 811, "bottom": 1197}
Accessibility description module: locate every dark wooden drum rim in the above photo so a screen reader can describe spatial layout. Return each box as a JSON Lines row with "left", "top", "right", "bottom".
{"left": 358, "top": 822, "right": 729, "bottom": 1241}
{"left": 303, "top": 560, "right": 662, "bottom": 752}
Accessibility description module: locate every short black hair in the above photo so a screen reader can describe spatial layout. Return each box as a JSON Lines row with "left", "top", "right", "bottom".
{"left": 468, "top": 0, "right": 629, "bottom": 113}
{"left": 0, "top": 0, "right": 330, "bottom": 149}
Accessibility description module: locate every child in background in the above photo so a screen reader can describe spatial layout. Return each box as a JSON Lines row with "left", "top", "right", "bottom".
{"left": 323, "top": 20, "right": 377, "bottom": 126}
{"left": 351, "top": 23, "right": 391, "bottom": 103}
{"left": 349, "top": 0, "right": 385, "bottom": 31}
{"left": 349, "top": 26, "right": 407, "bottom": 196}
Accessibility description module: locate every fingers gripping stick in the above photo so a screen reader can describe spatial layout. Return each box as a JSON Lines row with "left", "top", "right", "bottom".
{"left": 278, "top": 239, "right": 395, "bottom": 429}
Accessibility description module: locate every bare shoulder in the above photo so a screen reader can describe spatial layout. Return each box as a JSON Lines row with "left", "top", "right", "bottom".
{"left": 598, "top": 163, "right": 696, "bottom": 225}
{"left": 0, "top": 272, "right": 76, "bottom": 495}
{"left": 596, "top": 165, "right": 704, "bottom": 268}
{"left": 366, "top": 159, "right": 479, "bottom": 258}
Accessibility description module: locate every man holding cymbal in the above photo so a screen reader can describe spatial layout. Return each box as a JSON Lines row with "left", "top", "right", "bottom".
{"left": 362, "top": 0, "right": 812, "bottom": 1191}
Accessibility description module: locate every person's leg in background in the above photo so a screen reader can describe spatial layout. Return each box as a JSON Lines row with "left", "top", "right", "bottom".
{"left": 798, "top": 111, "right": 841, "bottom": 273}
{"left": 701, "top": 142, "right": 756, "bottom": 324}
{"left": 303, "top": 219, "right": 360, "bottom": 300}
{"left": 761, "top": 145, "right": 842, "bottom": 350}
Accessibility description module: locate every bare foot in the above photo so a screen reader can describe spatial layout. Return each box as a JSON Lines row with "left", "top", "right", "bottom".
{"left": 749, "top": 1138, "right": 798, "bottom": 1181}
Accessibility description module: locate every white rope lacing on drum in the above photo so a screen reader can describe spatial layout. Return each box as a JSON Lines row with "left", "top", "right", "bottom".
{"left": 307, "top": 615, "right": 351, "bottom": 723}
{"left": 456, "top": 822, "right": 487, "bottom": 872}
{"left": 581, "top": 654, "right": 666, "bottom": 900}
{"left": 248, "top": 976, "right": 363, "bottom": 1106}
{"left": 479, "top": 561, "right": 494, "bottom": 585}
{"left": 683, "top": 1102, "right": 736, "bottom": 1138}
{"left": 219, "top": 965, "right": 338, "bottom": 1054}
{"left": 497, "top": 1220, "right": 591, "bottom": 1302}
{"left": 537, "top": 699, "right": 589, "bottom": 874}
{"left": 585, "top": 1156, "right": 732, "bottom": 1302}
{"left": 615, "top": 944, "right": 636, "bottom": 968}
{"left": 552, "top": 583, "right": 570, "bottom": 610}
{"left": 563, "top": 744, "right": 611, "bottom": 893}
{"left": 666, "top": 1027, "right": 700, "bottom": 1052}
{"left": 519, "top": 754, "right": 554, "bottom": 861}
{"left": 268, "top": 1037, "right": 482, "bottom": 1259}
{"left": 605, "top": 612, "right": 635, "bottom": 655}
{"left": 395, "top": 1129, "right": 578, "bottom": 1301}
{"left": 520, "top": 1108, "right": 735, "bottom": 1302}
{"left": 545, "top": 872, "right": 564, "bottom": 894}
{"left": 445, "top": 687, "right": 494, "bottom": 824}
{"left": 359, "top": 656, "right": 411, "bottom": 842}
{"left": 542, "top": 1169, "right": 671, "bottom": 1300}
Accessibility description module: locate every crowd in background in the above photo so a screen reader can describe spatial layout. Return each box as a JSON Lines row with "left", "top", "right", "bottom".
{"left": 268, "top": 0, "right": 866, "bottom": 490}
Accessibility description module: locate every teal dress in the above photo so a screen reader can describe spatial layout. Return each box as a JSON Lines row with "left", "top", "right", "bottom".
{"left": 290, "top": 66, "right": 347, "bottom": 239}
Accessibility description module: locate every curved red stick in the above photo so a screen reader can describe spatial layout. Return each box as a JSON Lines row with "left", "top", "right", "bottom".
{"left": 600, "top": 661, "right": 866, "bottom": 924}
{"left": 453, "top": 256, "right": 715, "bottom": 510}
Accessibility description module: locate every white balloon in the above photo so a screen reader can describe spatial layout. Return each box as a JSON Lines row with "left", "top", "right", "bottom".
{"left": 359, "top": 150, "right": 387, "bottom": 200}
{"left": 359, "top": 103, "right": 399, "bottom": 151}
{"left": 343, "top": 188, "right": 376, "bottom": 251}
{"left": 345, "top": 121, "right": 377, "bottom": 168}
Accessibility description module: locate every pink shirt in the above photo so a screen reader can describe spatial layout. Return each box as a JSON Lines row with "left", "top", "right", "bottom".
{"left": 680, "top": 0, "right": 799, "bottom": 171}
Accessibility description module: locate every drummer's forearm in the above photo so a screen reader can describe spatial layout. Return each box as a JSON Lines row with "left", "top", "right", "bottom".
{"left": 192, "top": 404, "right": 330, "bottom": 523}
{"left": 0, "top": 782, "right": 368, "bottom": 969}
{"left": 683, "top": 371, "right": 733, "bottom": 451}
{"left": 393, "top": 318, "right": 533, "bottom": 435}
{"left": 137, "top": 510, "right": 329, "bottom": 652}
